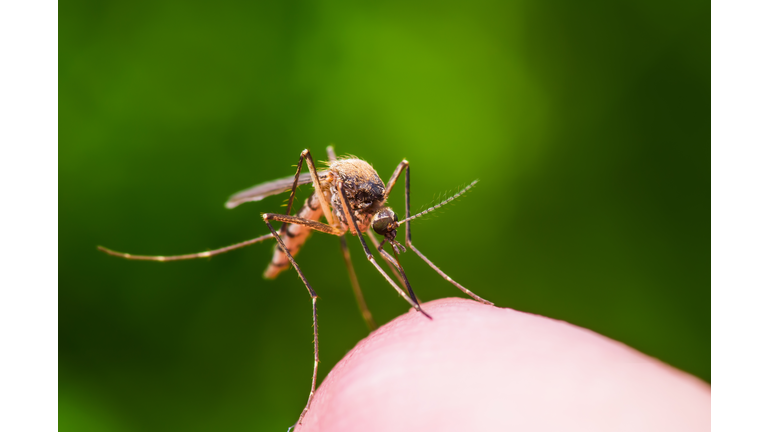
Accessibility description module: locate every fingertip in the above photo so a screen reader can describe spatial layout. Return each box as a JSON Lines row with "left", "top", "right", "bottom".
{"left": 298, "top": 297, "right": 709, "bottom": 432}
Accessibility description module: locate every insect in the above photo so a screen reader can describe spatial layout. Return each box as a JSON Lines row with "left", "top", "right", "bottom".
{"left": 98, "top": 146, "right": 492, "bottom": 430}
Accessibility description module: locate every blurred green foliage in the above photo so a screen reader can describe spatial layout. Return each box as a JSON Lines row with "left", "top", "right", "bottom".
{"left": 60, "top": 0, "right": 709, "bottom": 430}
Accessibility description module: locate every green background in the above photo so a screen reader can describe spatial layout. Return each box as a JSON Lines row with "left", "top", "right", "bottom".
{"left": 60, "top": 0, "right": 709, "bottom": 430}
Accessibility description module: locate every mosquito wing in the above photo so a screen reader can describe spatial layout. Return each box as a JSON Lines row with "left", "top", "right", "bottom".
{"left": 225, "top": 171, "right": 328, "bottom": 209}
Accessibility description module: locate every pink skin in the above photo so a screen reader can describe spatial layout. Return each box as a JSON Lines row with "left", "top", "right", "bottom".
{"left": 298, "top": 298, "right": 710, "bottom": 431}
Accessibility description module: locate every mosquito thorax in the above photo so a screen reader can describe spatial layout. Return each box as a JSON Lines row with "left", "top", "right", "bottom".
{"left": 372, "top": 207, "right": 398, "bottom": 238}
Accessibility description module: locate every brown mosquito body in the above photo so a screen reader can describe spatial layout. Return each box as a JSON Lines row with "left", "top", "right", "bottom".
{"left": 256, "top": 158, "right": 387, "bottom": 280}
{"left": 98, "top": 146, "right": 491, "bottom": 430}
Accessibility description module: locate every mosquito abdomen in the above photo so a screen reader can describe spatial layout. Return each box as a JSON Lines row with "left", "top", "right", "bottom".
{"left": 264, "top": 192, "right": 324, "bottom": 279}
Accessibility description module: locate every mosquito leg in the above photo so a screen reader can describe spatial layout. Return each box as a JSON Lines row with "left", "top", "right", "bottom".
{"left": 97, "top": 234, "right": 273, "bottom": 261}
{"left": 262, "top": 212, "right": 346, "bottom": 276}
{"left": 368, "top": 231, "right": 422, "bottom": 304}
{"left": 263, "top": 218, "right": 320, "bottom": 429}
{"left": 366, "top": 229, "right": 407, "bottom": 289}
{"left": 401, "top": 164, "right": 493, "bottom": 305}
{"left": 301, "top": 149, "right": 338, "bottom": 228}
{"left": 325, "top": 145, "right": 378, "bottom": 331}
{"left": 279, "top": 152, "right": 307, "bottom": 235}
{"left": 263, "top": 213, "right": 345, "bottom": 236}
{"left": 383, "top": 159, "right": 408, "bottom": 201}
{"left": 279, "top": 148, "right": 337, "bottom": 231}
{"left": 334, "top": 180, "right": 431, "bottom": 319}
{"left": 339, "top": 235, "right": 377, "bottom": 331}
{"left": 376, "top": 241, "right": 420, "bottom": 307}
{"left": 407, "top": 244, "right": 492, "bottom": 304}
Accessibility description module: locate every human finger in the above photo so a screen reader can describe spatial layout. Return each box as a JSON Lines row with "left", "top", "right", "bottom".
{"left": 297, "top": 297, "right": 709, "bottom": 432}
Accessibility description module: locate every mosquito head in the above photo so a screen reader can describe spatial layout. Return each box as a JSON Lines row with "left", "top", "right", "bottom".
{"left": 372, "top": 207, "right": 398, "bottom": 240}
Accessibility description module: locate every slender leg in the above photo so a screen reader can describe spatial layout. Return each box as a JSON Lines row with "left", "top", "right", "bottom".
{"left": 366, "top": 229, "right": 407, "bottom": 289}
{"left": 262, "top": 218, "right": 321, "bottom": 430}
{"left": 383, "top": 160, "right": 408, "bottom": 201}
{"left": 339, "top": 236, "right": 377, "bottom": 331}
{"left": 263, "top": 213, "right": 345, "bottom": 237}
{"left": 266, "top": 211, "right": 382, "bottom": 429}
{"left": 266, "top": 149, "right": 341, "bottom": 278}
{"left": 376, "top": 241, "right": 419, "bottom": 307}
{"left": 280, "top": 148, "right": 339, "bottom": 229}
{"left": 385, "top": 160, "right": 491, "bottom": 304}
{"left": 399, "top": 163, "right": 493, "bottom": 305}
{"left": 97, "top": 234, "right": 272, "bottom": 261}
{"left": 279, "top": 148, "right": 340, "bottom": 230}
{"left": 302, "top": 149, "right": 338, "bottom": 228}
{"left": 279, "top": 153, "right": 307, "bottom": 235}
{"left": 334, "top": 180, "right": 431, "bottom": 319}
{"left": 327, "top": 145, "right": 378, "bottom": 332}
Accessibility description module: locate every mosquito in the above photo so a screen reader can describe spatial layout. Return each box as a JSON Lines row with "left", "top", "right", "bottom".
{"left": 98, "top": 146, "right": 492, "bottom": 430}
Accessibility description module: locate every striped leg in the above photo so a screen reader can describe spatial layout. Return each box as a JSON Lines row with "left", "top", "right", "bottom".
{"left": 97, "top": 234, "right": 273, "bottom": 261}
{"left": 387, "top": 161, "right": 493, "bottom": 305}
{"left": 334, "top": 179, "right": 431, "bottom": 319}
{"left": 263, "top": 218, "right": 322, "bottom": 431}
{"left": 261, "top": 210, "right": 359, "bottom": 429}
{"left": 263, "top": 213, "right": 345, "bottom": 237}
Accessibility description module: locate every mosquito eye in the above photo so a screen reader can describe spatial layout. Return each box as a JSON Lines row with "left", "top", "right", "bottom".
{"left": 372, "top": 216, "right": 391, "bottom": 235}
{"left": 372, "top": 209, "right": 397, "bottom": 235}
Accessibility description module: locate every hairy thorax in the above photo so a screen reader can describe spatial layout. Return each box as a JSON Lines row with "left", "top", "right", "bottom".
{"left": 326, "top": 158, "right": 386, "bottom": 234}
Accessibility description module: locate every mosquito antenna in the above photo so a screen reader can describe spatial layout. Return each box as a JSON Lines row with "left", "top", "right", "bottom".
{"left": 97, "top": 233, "right": 273, "bottom": 261}
{"left": 397, "top": 180, "right": 478, "bottom": 226}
